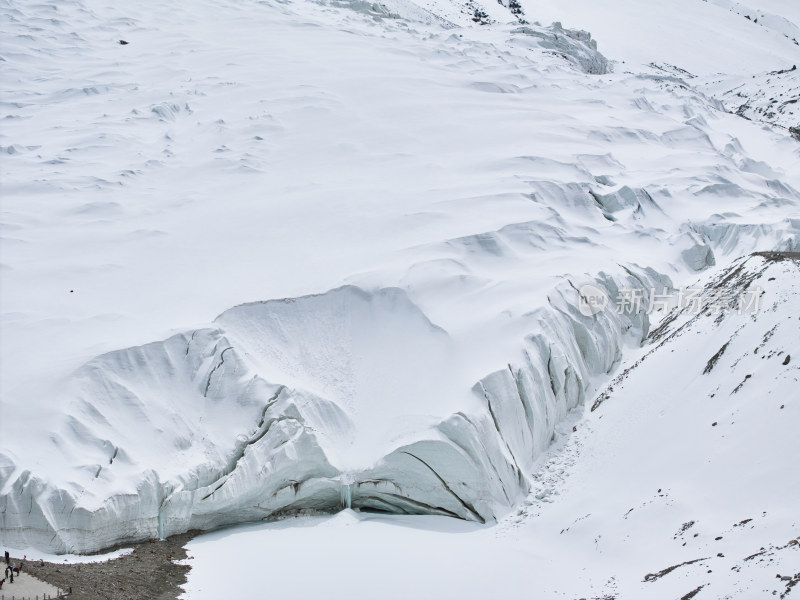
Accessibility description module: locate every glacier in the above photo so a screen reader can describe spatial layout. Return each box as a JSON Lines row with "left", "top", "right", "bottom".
{"left": 1, "top": 0, "right": 799, "bottom": 573}
{"left": 2, "top": 273, "right": 666, "bottom": 552}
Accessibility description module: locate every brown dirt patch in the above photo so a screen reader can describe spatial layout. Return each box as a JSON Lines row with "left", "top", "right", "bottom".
{"left": 8, "top": 531, "right": 197, "bottom": 600}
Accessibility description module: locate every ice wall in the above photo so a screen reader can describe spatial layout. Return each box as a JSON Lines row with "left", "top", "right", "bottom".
{"left": 0, "top": 270, "right": 667, "bottom": 553}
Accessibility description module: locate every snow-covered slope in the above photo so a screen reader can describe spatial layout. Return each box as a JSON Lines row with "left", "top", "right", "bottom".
{"left": 499, "top": 252, "right": 800, "bottom": 599}
{"left": 517, "top": 0, "right": 799, "bottom": 74}
{"left": 1, "top": 0, "right": 799, "bottom": 567}
{"left": 700, "top": 66, "right": 800, "bottom": 133}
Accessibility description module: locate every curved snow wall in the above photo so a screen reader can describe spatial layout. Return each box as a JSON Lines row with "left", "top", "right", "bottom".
{"left": 0, "top": 269, "right": 668, "bottom": 553}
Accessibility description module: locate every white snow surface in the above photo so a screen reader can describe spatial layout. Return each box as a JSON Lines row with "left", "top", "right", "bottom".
{"left": 518, "top": 0, "right": 799, "bottom": 74}
{"left": 1, "top": 0, "right": 799, "bottom": 590}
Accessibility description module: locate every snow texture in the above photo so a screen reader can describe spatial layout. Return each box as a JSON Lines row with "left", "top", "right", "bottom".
{"left": 1, "top": 0, "right": 799, "bottom": 586}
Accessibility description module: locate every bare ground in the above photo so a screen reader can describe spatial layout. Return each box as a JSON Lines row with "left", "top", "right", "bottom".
{"left": 8, "top": 531, "right": 197, "bottom": 600}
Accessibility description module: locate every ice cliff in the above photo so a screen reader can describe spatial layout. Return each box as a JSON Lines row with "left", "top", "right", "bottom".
{"left": 1, "top": 271, "right": 666, "bottom": 551}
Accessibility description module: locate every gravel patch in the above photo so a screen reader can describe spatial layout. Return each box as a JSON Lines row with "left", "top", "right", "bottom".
{"left": 8, "top": 532, "right": 197, "bottom": 600}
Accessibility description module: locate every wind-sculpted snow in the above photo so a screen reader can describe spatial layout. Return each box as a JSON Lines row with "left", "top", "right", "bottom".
{"left": 2, "top": 0, "right": 800, "bottom": 557}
